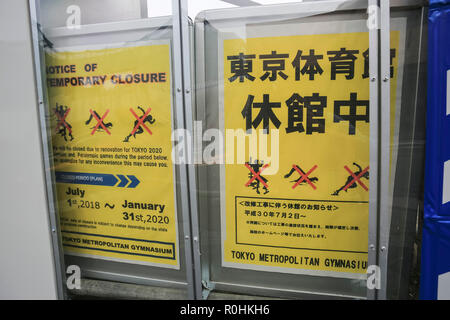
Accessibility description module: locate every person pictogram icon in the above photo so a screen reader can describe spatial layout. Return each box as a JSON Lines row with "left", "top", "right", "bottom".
{"left": 123, "top": 106, "right": 155, "bottom": 142}
{"left": 284, "top": 165, "right": 319, "bottom": 187}
{"left": 85, "top": 110, "right": 113, "bottom": 133}
{"left": 332, "top": 162, "right": 369, "bottom": 196}
{"left": 245, "top": 159, "right": 269, "bottom": 195}
{"left": 54, "top": 103, "right": 74, "bottom": 142}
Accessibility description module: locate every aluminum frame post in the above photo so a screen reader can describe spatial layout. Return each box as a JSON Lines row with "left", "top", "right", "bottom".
{"left": 172, "top": 0, "right": 202, "bottom": 300}
{"left": 378, "top": 0, "right": 392, "bottom": 300}
{"left": 367, "top": 0, "right": 381, "bottom": 301}
{"left": 28, "top": 0, "right": 67, "bottom": 300}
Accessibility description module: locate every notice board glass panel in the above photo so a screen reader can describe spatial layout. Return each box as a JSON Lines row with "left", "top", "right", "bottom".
{"left": 385, "top": 6, "right": 427, "bottom": 300}
{"left": 33, "top": 0, "right": 190, "bottom": 296}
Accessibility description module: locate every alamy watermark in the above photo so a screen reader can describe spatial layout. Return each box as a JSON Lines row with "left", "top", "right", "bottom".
{"left": 66, "top": 264, "right": 81, "bottom": 290}
{"left": 367, "top": 264, "right": 381, "bottom": 290}
{"left": 171, "top": 122, "right": 280, "bottom": 175}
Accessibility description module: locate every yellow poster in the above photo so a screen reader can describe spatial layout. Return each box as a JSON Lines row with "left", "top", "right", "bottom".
{"left": 222, "top": 32, "right": 400, "bottom": 276}
{"left": 45, "top": 41, "right": 179, "bottom": 268}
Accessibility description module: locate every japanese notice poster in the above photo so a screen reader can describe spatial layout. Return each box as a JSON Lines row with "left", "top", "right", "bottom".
{"left": 45, "top": 41, "right": 179, "bottom": 268}
{"left": 221, "top": 26, "right": 404, "bottom": 277}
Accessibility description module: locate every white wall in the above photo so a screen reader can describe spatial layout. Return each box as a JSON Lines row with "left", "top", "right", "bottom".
{"left": 0, "top": 0, "right": 58, "bottom": 299}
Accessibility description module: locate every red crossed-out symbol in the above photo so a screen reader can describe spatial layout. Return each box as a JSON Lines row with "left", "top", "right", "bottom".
{"left": 292, "top": 164, "right": 318, "bottom": 190}
{"left": 245, "top": 163, "right": 269, "bottom": 189}
{"left": 130, "top": 107, "right": 152, "bottom": 136}
{"left": 89, "top": 109, "right": 111, "bottom": 135}
{"left": 55, "top": 107, "right": 72, "bottom": 134}
{"left": 343, "top": 165, "right": 369, "bottom": 192}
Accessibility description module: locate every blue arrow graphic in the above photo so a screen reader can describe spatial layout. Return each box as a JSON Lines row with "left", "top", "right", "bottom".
{"left": 116, "top": 175, "right": 130, "bottom": 187}
{"left": 55, "top": 172, "right": 118, "bottom": 187}
{"left": 55, "top": 172, "right": 141, "bottom": 188}
{"left": 127, "top": 175, "right": 140, "bottom": 188}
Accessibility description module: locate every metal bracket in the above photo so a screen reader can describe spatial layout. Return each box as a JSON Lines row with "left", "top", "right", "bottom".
{"left": 201, "top": 280, "right": 215, "bottom": 300}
